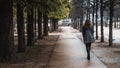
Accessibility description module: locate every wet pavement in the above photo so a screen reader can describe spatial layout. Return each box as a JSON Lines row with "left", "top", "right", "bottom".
{"left": 47, "top": 27, "right": 107, "bottom": 68}
{"left": 92, "top": 40, "right": 120, "bottom": 68}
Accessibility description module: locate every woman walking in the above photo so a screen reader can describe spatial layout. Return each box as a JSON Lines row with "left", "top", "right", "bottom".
{"left": 82, "top": 20, "right": 94, "bottom": 60}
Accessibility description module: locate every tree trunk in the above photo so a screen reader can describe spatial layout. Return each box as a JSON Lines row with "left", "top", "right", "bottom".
{"left": 49, "top": 19, "right": 53, "bottom": 32}
{"left": 119, "top": 18, "right": 120, "bottom": 29}
{"left": 0, "top": 0, "right": 14, "bottom": 61}
{"left": 53, "top": 22, "right": 56, "bottom": 31}
{"left": 80, "top": 11, "right": 84, "bottom": 32}
{"left": 34, "top": 8, "right": 37, "bottom": 41}
{"left": 52, "top": 19, "right": 58, "bottom": 31}
{"left": 27, "top": 6, "right": 34, "bottom": 46}
{"left": 117, "top": 18, "right": 119, "bottom": 28}
{"left": 56, "top": 20, "right": 58, "bottom": 29}
{"left": 95, "top": 0, "right": 98, "bottom": 40}
{"left": 109, "top": 0, "right": 114, "bottom": 46}
{"left": 38, "top": 10, "right": 43, "bottom": 39}
{"left": 92, "top": 1, "right": 95, "bottom": 35}
{"left": 17, "top": 3, "right": 25, "bottom": 52}
{"left": 73, "top": 18, "right": 77, "bottom": 29}
{"left": 116, "top": 17, "right": 118, "bottom": 28}
{"left": 51, "top": 19, "right": 55, "bottom": 31}
{"left": 100, "top": 0, "right": 104, "bottom": 42}
{"left": 55, "top": 19, "right": 58, "bottom": 30}
{"left": 43, "top": 14, "right": 48, "bottom": 36}
{"left": 114, "top": 18, "right": 116, "bottom": 28}
{"left": 88, "top": 0, "right": 90, "bottom": 19}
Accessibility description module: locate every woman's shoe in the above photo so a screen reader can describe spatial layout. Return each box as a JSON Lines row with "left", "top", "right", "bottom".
{"left": 87, "top": 55, "right": 90, "bottom": 60}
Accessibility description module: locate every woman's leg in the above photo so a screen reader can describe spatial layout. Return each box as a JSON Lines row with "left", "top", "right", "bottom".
{"left": 88, "top": 43, "right": 91, "bottom": 60}
{"left": 86, "top": 43, "right": 91, "bottom": 60}
{"left": 85, "top": 43, "right": 89, "bottom": 60}
{"left": 88, "top": 43, "right": 91, "bottom": 52}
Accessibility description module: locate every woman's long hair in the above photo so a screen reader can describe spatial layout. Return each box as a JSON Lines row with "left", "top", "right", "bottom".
{"left": 83, "top": 20, "right": 91, "bottom": 28}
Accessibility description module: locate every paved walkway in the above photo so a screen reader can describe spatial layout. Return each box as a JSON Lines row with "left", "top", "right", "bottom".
{"left": 47, "top": 27, "right": 107, "bottom": 68}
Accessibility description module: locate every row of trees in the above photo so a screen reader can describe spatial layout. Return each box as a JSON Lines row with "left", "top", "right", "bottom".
{"left": 70, "top": 0, "right": 120, "bottom": 46}
{"left": 0, "top": 0, "right": 70, "bottom": 62}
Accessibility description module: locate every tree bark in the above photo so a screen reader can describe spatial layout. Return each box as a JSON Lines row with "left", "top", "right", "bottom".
{"left": 114, "top": 18, "right": 116, "bottom": 28}
{"left": 27, "top": 6, "right": 34, "bottom": 46}
{"left": 109, "top": 0, "right": 114, "bottom": 46}
{"left": 100, "top": 0, "right": 104, "bottom": 42}
{"left": 92, "top": 1, "right": 95, "bottom": 35}
{"left": 95, "top": 0, "right": 98, "bottom": 40}
{"left": 17, "top": 2, "right": 26, "bottom": 52}
{"left": 38, "top": 10, "right": 43, "bottom": 39}
{"left": 52, "top": 19, "right": 58, "bottom": 31}
{"left": 43, "top": 14, "right": 48, "bottom": 36}
{"left": 49, "top": 19, "right": 53, "bottom": 32}
{"left": 117, "top": 18, "right": 119, "bottom": 28}
{"left": 53, "top": 19, "right": 56, "bottom": 31}
{"left": 116, "top": 18, "right": 118, "bottom": 28}
{"left": 56, "top": 20, "right": 58, "bottom": 29}
{"left": 80, "top": 11, "right": 84, "bottom": 32}
{"left": 34, "top": 8, "right": 37, "bottom": 41}
{"left": 119, "top": 18, "right": 120, "bottom": 29}
{"left": 0, "top": 0, "right": 14, "bottom": 61}
{"left": 88, "top": 0, "right": 90, "bottom": 19}
{"left": 73, "top": 18, "right": 77, "bottom": 29}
